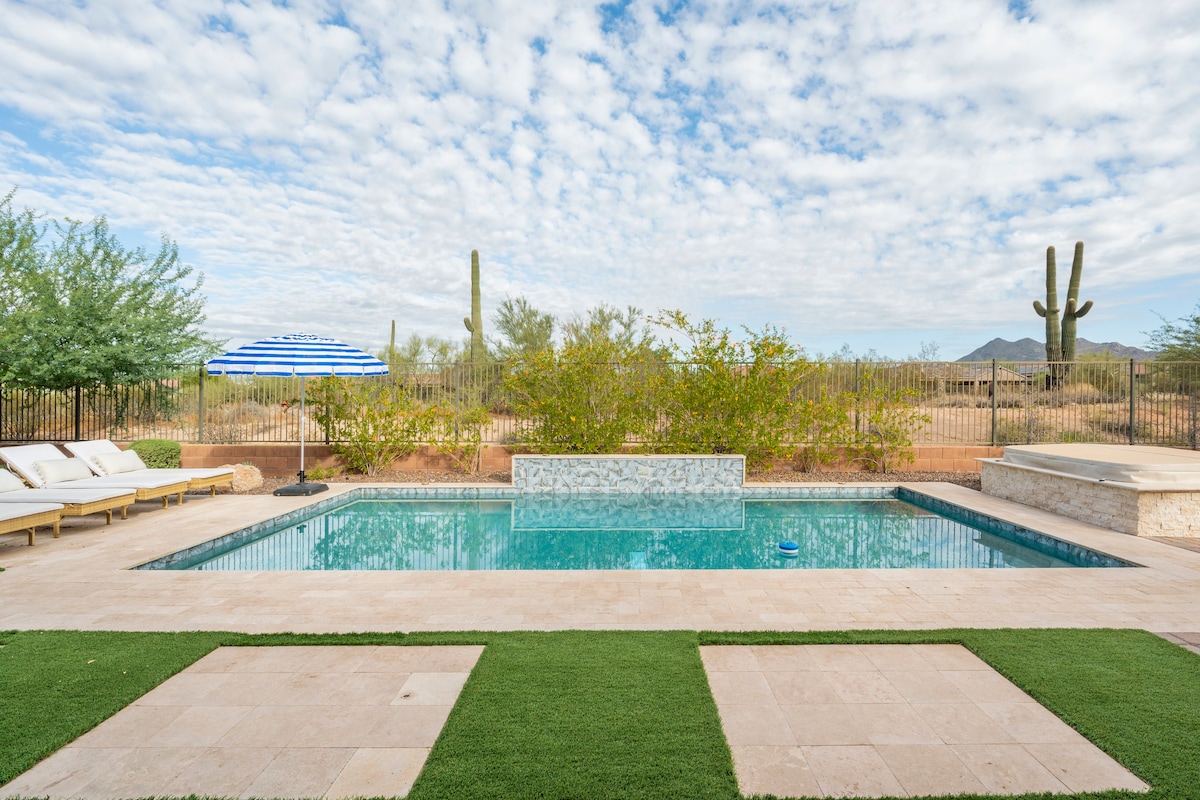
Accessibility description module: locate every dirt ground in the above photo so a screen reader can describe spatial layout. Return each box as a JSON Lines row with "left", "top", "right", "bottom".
{"left": 250, "top": 468, "right": 982, "bottom": 494}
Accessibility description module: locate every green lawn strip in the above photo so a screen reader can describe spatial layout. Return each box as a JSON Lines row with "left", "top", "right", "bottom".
{"left": 962, "top": 628, "right": 1200, "bottom": 798}
{"left": 0, "top": 630, "right": 225, "bottom": 785}
{"left": 701, "top": 628, "right": 1200, "bottom": 799}
{"left": 409, "top": 630, "right": 738, "bottom": 800}
{"left": 1, "top": 628, "right": 1198, "bottom": 799}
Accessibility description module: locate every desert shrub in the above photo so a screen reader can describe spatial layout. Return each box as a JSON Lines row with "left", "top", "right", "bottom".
{"left": 310, "top": 377, "right": 436, "bottom": 476}
{"left": 1042, "top": 382, "right": 1114, "bottom": 406}
{"left": 305, "top": 464, "right": 343, "bottom": 481}
{"left": 793, "top": 375, "right": 851, "bottom": 472}
{"left": 504, "top": 338, "right": 654, "bottom": 454}
{"left": 993, "top": 410, "right": 1054, "bottom": 445}
{"left": 933, "top": 393, "right": 988, "bottom": 409}
{"left": 199, "top": 401, "right": 276, "bottom": 443}
{"left": 843, "top": 366, "right": 930, "bottom": 472}
{"left": 648, "top": 312, "right": 817, "bottom": 470}
{"left": 429, "top": 404, "right": 490, "bottom": 473}
{"left": 1089, "top": 414, "right": 1153, "bottom": 442}
{"left": 128, "top": 438, "right": 181, "bottom": 468}
{"left": 993, "top": 388, "right": 1029, "bottom": 408}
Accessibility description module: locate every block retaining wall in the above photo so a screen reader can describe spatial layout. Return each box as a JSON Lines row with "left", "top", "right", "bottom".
{"left": 176, "top": 443, "right": 1004, "bottom": 477}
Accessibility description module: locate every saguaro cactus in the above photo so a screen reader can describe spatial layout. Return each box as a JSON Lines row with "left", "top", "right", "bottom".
{"left": 1059, "top": 241, "right": 1093, "bottom": 362}
{"left": 1033, "top": 246, "right": 1062, "bottom": 362}
{"left": 1033, "top": 241, "right": 1093, "bottom": 382}
{"left": 462, "top": 249, "right": 484, "bottom": 361}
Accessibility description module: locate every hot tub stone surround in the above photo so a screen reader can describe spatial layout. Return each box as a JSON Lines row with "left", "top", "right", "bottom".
{"left": 511, "top": 454, "right": 746, "bottom": 493}
{"left": 980, "top": 458, "right": 1200, "bottom": 538}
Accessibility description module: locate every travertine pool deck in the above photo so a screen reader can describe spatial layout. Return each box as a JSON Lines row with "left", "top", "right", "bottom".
{"left": 2, "top": 482, "right": 1200, "bottom": 634}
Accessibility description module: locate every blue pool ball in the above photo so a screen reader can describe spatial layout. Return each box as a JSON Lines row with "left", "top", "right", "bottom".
{"left": 778, "top": 541, "right": 799, "bottom": 557}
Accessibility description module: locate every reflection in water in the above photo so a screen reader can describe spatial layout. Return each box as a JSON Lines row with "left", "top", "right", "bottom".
{"left": 188, "top": 496, "right": 1081, "bottom": 571}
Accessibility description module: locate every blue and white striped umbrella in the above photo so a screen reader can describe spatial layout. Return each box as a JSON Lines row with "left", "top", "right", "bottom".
{"left": 206, "top": 333, "right": 388, "bottom": 377}
{"left": 205, "top": 334, "right": 388, "bottom": 492}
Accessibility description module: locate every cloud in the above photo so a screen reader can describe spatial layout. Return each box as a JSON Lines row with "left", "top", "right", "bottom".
{"left": 0, "top": 0, "right": 1197, "bottom": 358}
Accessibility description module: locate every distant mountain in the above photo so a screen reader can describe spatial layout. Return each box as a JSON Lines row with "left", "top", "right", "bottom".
{"left": 956, "top": 337, "right": 1155, "bottom": 362}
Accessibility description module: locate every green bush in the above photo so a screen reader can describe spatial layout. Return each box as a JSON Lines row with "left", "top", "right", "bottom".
{"left": 793, "top": 378, "right": 852, "bottom": 471}
{"left": 649, "top": 311, "right": 817, "bottom": 470}
{"left": 309, "top": 376, "right": 436, "bottom": 476}
{"left": 504, "top": 338, "right": 654, "bottom": 454}
{"left": 843, "top": 365, "right": 930, "bottom": 472}
{"left": 128, "top": 438, "right": 181, "bottom": 468}
{"left": 429, "top": 403, "right": 490, "bottom": 473}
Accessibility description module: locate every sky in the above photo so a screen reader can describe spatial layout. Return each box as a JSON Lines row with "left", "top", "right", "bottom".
{"left": 1, "top": 0, "right": 1197, "bottom": 361}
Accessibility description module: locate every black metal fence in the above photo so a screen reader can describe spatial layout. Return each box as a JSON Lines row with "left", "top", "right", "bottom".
{"left": 2, "top": 360, "right": 1197, "bottom": 448}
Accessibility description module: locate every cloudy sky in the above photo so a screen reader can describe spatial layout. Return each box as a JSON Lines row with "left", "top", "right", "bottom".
{"left": 1, "top": 0, "right": 1197, "bottom": 360}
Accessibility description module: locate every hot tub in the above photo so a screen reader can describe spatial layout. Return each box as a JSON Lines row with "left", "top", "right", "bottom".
{"left": 980, "top": 444, "right": 1200, "bottom": 537}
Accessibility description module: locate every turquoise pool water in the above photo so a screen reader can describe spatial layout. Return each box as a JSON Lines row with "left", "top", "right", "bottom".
{"left": 144, "top": 491, "right": 1129, "bottom": 571}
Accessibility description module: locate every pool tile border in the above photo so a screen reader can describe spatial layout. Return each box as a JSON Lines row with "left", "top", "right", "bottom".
{"left": 900, "top": 487, "right": 1136, "bottom": 569}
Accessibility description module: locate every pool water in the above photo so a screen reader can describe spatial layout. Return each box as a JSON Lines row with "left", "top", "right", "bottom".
{"left": 159, "top": 494, "right": 1121, "bottom": 571}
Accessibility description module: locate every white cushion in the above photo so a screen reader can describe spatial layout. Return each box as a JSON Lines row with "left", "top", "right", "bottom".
{"left": 0, "top": 469, "right": 27, "bottom": 493}
{"left": 92, "top": 450, "right": 147, "bottom": 476}
{"left": 34, "top": 458, "right": 95, "bottom": 485}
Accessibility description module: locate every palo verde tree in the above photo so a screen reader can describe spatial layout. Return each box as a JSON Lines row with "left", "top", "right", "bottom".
{"left": 490, "top": 295, "right": 555, "bottom": 361}
{"left": 503, "top": 304, "right": 659, "bottom": 453}
{"left": 1147, "top": 303, "right": 1200, "bottom": 361}
{"left": 649, "top": 310, "right": 817, "bottom": 469}
{"left": 0, "top": 191, "right": 220, "bottom": 391}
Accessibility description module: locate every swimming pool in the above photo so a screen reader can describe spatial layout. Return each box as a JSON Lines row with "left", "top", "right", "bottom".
{"left": 139, "top": 488, "right": 1132, "bottom": 571}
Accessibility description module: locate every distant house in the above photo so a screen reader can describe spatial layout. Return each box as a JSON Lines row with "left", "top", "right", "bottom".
{"left": 943, "top": 364, "right": 1029, "bottom": 388}
{"left": 868, "top": 363, "right": 1029, "bottom": 395}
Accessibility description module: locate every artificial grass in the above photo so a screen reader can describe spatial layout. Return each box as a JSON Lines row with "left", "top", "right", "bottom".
{"left": 0, "top": 628, "right": 1197, "bottom": 799}
{"left": 0, "top": 630, "right": 225, "bottom": 786}
{"left": 409, "top": 631, "right": 736, "bottom": 800}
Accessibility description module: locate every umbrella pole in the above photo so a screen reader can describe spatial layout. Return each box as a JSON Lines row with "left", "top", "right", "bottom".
{"left": 273, "top": 375, "right": 327, "bottom": 496}
{"left": 298, "top": 377, "right": 307, "bottom": 484}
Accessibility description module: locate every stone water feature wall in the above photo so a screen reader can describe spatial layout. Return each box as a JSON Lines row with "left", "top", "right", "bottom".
{"left": 511, "top": 454, "right": 745, "bottom": 493}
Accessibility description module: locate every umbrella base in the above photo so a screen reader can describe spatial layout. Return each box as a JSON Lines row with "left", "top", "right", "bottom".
{"left": 273, "top": 482, "right": 329, "bottom": 497}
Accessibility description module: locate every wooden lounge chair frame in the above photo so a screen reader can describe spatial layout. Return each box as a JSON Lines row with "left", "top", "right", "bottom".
{"left": 0, "top": 507, "right": 63, "bottom": 546}
{"left": 57, "top": 495, "right": 135, "bottom": 523}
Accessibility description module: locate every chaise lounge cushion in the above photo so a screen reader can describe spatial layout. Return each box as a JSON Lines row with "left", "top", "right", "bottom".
{"left": 93, "top": 450, "right": 148, "bottom": 476}
{"left": 0, "top": 469, "right": 27, "bottom": 492}
{"left": 34, "top": 458, "right": 94, "bottom": 486}
{"left": 63, "top": 440, "right": 235, "bottom": 492}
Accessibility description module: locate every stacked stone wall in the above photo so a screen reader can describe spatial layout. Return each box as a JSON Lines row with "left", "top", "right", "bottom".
{"left": 981, "top": 460, "right": 1200, "bottom": 537}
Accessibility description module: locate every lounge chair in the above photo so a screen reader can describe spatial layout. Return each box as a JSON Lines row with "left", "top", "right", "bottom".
{"left": 0, "top": 502, "right": 64, "bottom": 546}
{"left": 0, "top": 468, "right": 135, "bottom": 526}
{"left": 64, "top": 439, "right": 235, "bottom": 497}
{"left": 0, "top": 444, "right": 189, "bottom": 508}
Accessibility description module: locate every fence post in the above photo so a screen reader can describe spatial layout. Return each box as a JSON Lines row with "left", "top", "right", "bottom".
{"left": 1128, "top": 358, "right": 1135, "bottom": 446}
{"left": 990, "top": 359, "right": 998, "bottom": 447}
{"left": 73, "top": 386, "right": 81, "bottom": 441}
{"left": 1191, "top": 390, "right": 1198, "bottom": 451}
{"left": 197, "top": 366, "right": 205, "bottom": 443}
